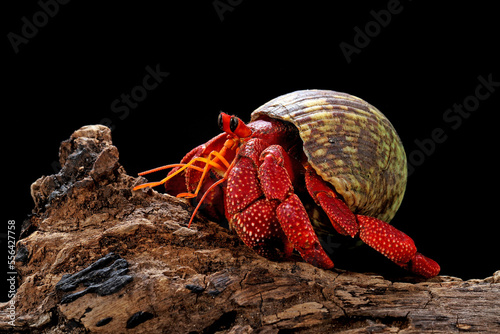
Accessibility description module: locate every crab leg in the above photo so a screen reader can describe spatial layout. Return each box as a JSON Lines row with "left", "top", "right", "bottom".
{"left": 304, "top": 166, "right": 440, "bottom": 278}
{"left": 304, "top": 166, "right": 358, "bottom": 237}
{"left": 357, "top": 215, "right": 440, "bottom": 278}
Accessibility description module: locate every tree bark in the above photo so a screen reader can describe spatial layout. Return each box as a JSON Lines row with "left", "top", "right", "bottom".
{"left": 1, "top": 125, "right": 498, "bottom": 333}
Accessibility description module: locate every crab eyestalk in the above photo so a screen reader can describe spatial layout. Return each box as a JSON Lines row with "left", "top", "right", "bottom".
{"left": 218, "top": 112, "right": 252, "bottom": 138}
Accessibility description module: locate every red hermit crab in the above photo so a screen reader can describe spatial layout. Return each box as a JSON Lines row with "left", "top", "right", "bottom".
{"left": 134, "top": 90, "right": 440, "bottom": 278}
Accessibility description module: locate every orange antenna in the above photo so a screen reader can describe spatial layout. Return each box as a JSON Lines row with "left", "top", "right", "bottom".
{"left": 134, "top": 124, "right": 245, "bottom": 227}
{"left": 187, "top": 177, "right": 226, "bottom": 227}
{"left": 133, "top": 161, "right": 206, "bottom": 191}
{"left": 138, "top": 163, "right": 204, "bottom": 177}
{"left": 187, "top": 144, "right": 240, "bottom": 227}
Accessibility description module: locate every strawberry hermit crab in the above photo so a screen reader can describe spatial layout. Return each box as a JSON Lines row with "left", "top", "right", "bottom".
{"left": 134, "top": 90, "right": 440, "bottom": 278}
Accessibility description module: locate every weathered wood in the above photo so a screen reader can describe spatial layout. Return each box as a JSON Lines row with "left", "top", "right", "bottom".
{"left": 1, "top": 125, "right": 498, "bottom": 333}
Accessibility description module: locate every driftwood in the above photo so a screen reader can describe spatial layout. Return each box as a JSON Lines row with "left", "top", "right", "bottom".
{"left": 1, "top": 125, "right": 499, "bottom": 333}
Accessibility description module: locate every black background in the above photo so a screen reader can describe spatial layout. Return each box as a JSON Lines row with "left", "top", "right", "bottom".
{"left": 3, "top": 1, "right": 499, "bottom": 301}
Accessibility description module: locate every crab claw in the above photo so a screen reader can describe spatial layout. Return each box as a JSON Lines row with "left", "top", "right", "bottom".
{"left": 276, "top": 194, "right": 335, "bottom": 269}
{"left": 226, "top": 141, "right": 334, "bottom": 269}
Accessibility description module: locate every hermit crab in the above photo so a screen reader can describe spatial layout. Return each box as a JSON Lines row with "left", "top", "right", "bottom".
{"left": 133, "top": 90, "right": 440, "bottom": 278}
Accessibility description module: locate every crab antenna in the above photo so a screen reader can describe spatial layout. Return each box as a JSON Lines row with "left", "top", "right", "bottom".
{"left": 133, "top": 159, "right": 211, "bottom": 191}
{"left": 133, "top": 142, "right": 233, "bottom": 193}
{"left": 134, "top": 136, "right": 240, "bottom": 227}
{"left": 185, "top": 149, "right": 231, "bottom": 197}
{"left": 187, "top": 144, "right": 240, "bottom": 227}
{"left": 138, "top": 163, "right": 204, "bottom": 176}
{"left": 175, "top": 138, "right": 236, "bottom": 199}
{"left": 187, "top": 176, "right": 227, "bottom": 228}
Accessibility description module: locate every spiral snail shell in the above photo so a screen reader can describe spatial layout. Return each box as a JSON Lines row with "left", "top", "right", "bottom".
{"left": 251, "top": 90, "right": 407, "bottom": 223}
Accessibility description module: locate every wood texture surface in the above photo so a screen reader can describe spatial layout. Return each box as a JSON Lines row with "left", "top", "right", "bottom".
{"left": 1, "top": 125, "right": 498, "bottom": 333}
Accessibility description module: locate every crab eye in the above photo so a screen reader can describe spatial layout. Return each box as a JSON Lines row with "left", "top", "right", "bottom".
{"left": 218, "top": 112, "right": 252, "bottom": 138}
{"left": 230, "top": 116, "right": 239, "bottom": 133}
{"left": 218, "top": 113, "right": 224, "bottom": 131}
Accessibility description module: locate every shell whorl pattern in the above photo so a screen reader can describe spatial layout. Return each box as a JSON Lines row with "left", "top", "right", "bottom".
{"left": 250, "top": 90, "right": 407, "bottom": 223}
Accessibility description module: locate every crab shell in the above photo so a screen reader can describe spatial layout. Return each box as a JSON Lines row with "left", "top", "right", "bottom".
{"left": 250, "top": 90, "right": 407, "bottom": 223}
